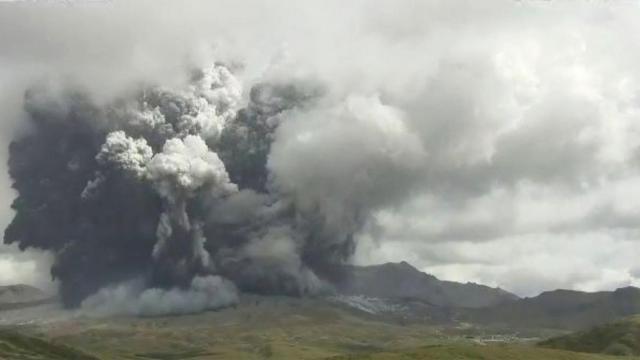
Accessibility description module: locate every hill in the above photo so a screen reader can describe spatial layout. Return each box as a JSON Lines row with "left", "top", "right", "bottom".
{"left": 0, "top": 284, "right": 48, "bottom": 304}
{"left": 540, "top": 316, "right": 640, "bottom": 356}
{"left": 0, "top": 284, "right": 56, "bottom": 312}
{"left": 339, "top": 262, "right": 518, "bottom": 308}
{"left": 463, "top": 287, "right": 640, "bottom": 330}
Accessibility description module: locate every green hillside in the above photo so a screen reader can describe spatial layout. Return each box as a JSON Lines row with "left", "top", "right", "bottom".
{"left": 327, "top": 344, "right": 638, "bottom": 360}
{"left": 0, "top": 330, "right": 98, "bottom": 360}
{"left": 540, "top": 316, "right": 640, "bottom": 356}
{"left": 6, "top": 294, "right": 640, "bottom": 360}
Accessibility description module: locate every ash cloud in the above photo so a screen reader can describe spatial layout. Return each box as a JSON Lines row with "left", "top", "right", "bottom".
{"left": 3, "top": 58, "right": 425, "bottom": 311}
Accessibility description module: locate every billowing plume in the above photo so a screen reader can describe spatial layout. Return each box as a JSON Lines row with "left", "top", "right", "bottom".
{"left": 96, "top": 131, "right": 153, "bottom": 179}
{"left": 4, "top": 61, "right": 426, "bottom": 314}
{"left": 81, "top": 275, "right": 238, "bottom": 317}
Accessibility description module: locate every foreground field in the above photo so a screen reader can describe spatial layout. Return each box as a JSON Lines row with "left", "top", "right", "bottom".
{"left": 18, "top": 297, "right": 445, "bottom": 359}
{"left": 2, "top": 331, "right": 636, "bottom": 360}
{"left": 2, "top": 296, "right": 636, "bottom": 360}
{"left": 328, "top": 344, "right": 640, "bottom": 360}
{"left": 0, "top": 330, "right": 98, "bottom": 360}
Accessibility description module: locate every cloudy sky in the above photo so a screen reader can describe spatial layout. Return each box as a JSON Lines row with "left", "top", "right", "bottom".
{"left": 2, "top": 0, "right": 640, "bottom": 297}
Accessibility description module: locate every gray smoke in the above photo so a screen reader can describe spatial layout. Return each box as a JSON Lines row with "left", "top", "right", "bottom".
{"left": 81, "top": 275, "right": 238, "bottom": 317}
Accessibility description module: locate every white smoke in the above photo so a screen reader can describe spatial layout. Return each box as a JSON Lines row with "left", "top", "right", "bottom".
{"left": 185, "top": 64, "right": 243, "bottom": 139}
{"left": 269, "top": 95, "right": 426, "bottom": 239}
{"left": 118, "top": 63, "right": 243, "bottom": 142}
{"left": 146, "top": 135, "right": 237, "bottom": 267}
{"left": 81, "top": 131, "right": 154, "bottom": 199}
{"left": 96, "top": 130, "right": 153, "bottom": 179}
{"left": 146, "top": 135, "right": 237, "bottom": 201}
{"left": 80, "top": 275, "right": 238, "bottom": 317}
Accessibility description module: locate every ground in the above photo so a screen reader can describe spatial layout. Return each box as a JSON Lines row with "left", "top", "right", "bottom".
{"left": 1, "top": 295, "right": 637, "bottom": 360}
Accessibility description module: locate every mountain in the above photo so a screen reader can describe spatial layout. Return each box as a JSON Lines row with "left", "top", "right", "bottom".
{"left": 338, "top": 262, "right": 519, "bottom": 308}
{"left": 540, "top": 316, "right": 640, "bottom": 356}
{"left": 464, "top": 286, "right": 640, "bottom": 330}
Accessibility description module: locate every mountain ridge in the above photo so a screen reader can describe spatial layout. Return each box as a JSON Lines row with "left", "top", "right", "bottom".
{"left": 338, "top": 261, "right": 519, "bottom": 308}
{"left": 463, "top": 285, "right": 640, "bottom": 330}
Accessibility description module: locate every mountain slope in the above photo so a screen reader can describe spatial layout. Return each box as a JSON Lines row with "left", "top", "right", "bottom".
{"left": 540, "top": 316, "right": 640, "bottom": 356}
{"left": 465, "top": 287, "right": 640, "bottom": 330}
{"left": 338, "top": 262, "right": 518, "bottom": 308}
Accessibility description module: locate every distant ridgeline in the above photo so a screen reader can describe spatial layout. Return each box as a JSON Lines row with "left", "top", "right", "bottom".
{"left": 462, "top": 287, "right": 640, "bottom": 330}
{"left": 338, "top": 262, "right": 640, "bottom": 331}
{"left": 4, "top": 263, "right": 640, "bottom": 332}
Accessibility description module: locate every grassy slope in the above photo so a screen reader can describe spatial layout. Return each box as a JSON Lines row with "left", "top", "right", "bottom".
{"left": 5, "top": 324, "right": 633, "bottom": 360}
{"left": 34, "top": 297, "right": 445, "bottom": 359}
{"left": 0, "top": 330, "right": 98, "bottom": 360}
{"left": 328, "top": 344, "right": 639, "bottom": 360}
{"left": 540, "top": 316, "right": 640, "bottom": 356}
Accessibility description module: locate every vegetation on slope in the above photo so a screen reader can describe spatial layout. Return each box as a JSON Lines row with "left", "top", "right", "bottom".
{"left": 326, "top": 344, "right": 638, "bottom": 360}
{"left": 540, "top": 316, "right": 640, "bottom": 356}
{"left": 0, "top": 329, "right": 98, "bottom": 360}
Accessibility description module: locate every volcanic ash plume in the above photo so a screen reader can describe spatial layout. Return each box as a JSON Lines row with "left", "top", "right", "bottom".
{"left": 4, "top": 62, "right": 426, "bottom": 315}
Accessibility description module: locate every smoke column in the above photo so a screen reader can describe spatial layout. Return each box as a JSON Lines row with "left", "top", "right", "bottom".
{"left": 3, "top": 60, "right": 425, "bottom": 315}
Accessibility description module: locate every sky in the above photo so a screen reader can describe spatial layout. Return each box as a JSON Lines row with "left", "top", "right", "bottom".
{"left": 1, "top": 0, "right": 640, "bottom": 297}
